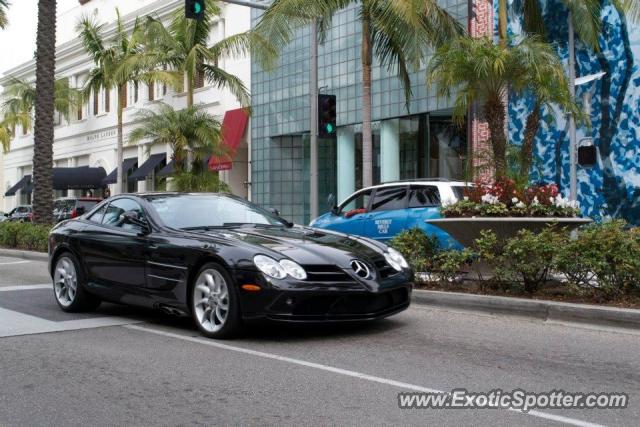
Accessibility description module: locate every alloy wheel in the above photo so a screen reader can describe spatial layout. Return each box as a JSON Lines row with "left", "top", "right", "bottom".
{"left": 54, "top": 257, "right": 77, "bottom": 308}
{"left": 193, "top": 269, "right": 230, "bottom": 333}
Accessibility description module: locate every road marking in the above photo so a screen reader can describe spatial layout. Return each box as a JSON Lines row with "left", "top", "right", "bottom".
{"left": 125, "top": 324, "right": 605, "bottom": 427}
{"left": 0, "top": 284, "right": 51, "bottom": 292}
{"left": 0, "top": 307, "right": 144, "bottom": 338}
{"left": 0, "top": 260, "right": 31, "bottom": 265}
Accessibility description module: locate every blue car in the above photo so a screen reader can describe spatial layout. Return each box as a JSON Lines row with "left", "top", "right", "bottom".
{"left": 310, "top": 179, "right": 467, "bottom": 248}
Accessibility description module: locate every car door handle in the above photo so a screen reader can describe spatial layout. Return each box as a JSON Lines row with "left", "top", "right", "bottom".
{"left": 149, "top": 243, "right": 158, "bottom": 250}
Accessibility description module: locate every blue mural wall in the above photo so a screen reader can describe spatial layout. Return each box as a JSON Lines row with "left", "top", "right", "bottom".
{"left": 505, "top": 0, "right": 640, "bottom": 224}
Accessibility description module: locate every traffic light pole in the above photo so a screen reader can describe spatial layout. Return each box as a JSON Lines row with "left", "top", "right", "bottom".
{"left": 310, "top": 18, "right": 319, "bottom": 220}
{"left": 568, "top": 13, "right": 578, "bottom": 202}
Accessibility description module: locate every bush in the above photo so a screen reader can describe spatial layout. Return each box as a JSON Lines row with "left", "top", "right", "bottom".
{"left": 432, "top": 249, "right": 474, "bottom": 283}
{"left": 499, "top": 228, "right": 565, "bottom": 293}
{"left": 389, "top": 228, "right": 439, "bottom": 272}
{"left": 0, "top": 222, "right": 50, "bottom": 252}
{"left": 555, "top": 221, "right": 640, "bottom": 298}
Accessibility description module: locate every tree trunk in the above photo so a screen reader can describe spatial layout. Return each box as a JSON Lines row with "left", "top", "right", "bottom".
{"left": 187, "top": 75, "right": 194, "bottom": 108}
{"left": 32, "top": 0, "right": 57, "bottom": 224}
{"left": 116, "top": 85, "right": 125, "bottom": 194}
{"left": 484, "top": 97, "right": 507, "bottom": 178}
{"left": 498, "top": 0, "right": 507, "bottom": 47}
{"left": 521, "top": 102, "right": 541, "bottom": 182}
{"left": 361, "top": 16, "right": 373, "bottom": 188}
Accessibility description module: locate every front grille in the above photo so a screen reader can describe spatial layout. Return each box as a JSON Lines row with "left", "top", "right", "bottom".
{"left": 275, "top": 287, "right": 410, "bottom": 317}
{"left": 374, "top": 259, "right": 397, "bottom": 280}
{"left": 304, "top": 265, "right": 353, "bottom": 283}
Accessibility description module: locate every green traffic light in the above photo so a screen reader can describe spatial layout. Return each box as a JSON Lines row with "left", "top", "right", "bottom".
{"left": 326, "top": 123, "right": 334, "bottom": 134}
{"left": 193, "top": 2, "right": 202, "bottom": 13}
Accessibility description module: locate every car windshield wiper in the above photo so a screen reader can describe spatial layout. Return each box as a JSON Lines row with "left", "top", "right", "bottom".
{"left": 222, "top": 222, "right": 282, "bottom": 228}
{"left": 180, "top": 225, "right": 225, "bottom": 231}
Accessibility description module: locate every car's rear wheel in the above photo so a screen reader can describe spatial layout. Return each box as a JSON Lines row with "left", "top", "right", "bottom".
{"left": 190, "top": 263, "right": 242, "bottom": 339}
{"left": 53, "top": 252, "right": 101, "bottom": 312}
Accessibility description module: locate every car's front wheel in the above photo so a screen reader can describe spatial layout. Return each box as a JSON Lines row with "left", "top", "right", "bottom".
{"left": 53, "top": 252, "right": 101, "bottom": 312}
{"left": 190, "top": 263, "right": 242, "bottom": 339}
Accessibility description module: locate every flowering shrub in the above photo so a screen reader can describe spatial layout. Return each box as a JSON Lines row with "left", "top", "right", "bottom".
{"left": 441, "top": 178, "right": 581, "bottom": 218}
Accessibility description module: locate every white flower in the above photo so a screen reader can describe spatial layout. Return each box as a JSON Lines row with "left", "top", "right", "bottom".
{"left": 512, "top": 197, "right": 519, "bottom": 204}
{"left": 516, "top": 201, "right": 526, "bottom": 209}
{"left": 463, "top": 196, "right": 469, "bottom": 201}
{"left": 531, "top": 197, "right": 540, "bottom": 206}
{"left": 481, "top": 194, "right": 499, "bottom": 205}
{"left": 441, "top": 199, "right": 452, "bottom": 208}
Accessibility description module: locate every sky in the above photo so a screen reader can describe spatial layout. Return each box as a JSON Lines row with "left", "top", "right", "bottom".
{"left": 0, "top": 0, "right": 78, "bottom": 77}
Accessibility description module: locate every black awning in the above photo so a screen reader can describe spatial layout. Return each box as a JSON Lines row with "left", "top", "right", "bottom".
{"left": 128, "top": 153, "right": 166, "bottom": 181}
{"left": 157, "top": 159, "right": 175, "bottom": 177}
{"left": 52, "top": 167, "right": 106, "bottom": 190}
{"left": 4, "top": 175, "right": 31, "bottom": 197}
{"left": 102, "top": 158, "right": 138, "bottom": 185}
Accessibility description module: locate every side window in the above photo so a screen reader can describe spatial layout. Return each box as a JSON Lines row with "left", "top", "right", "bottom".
{"left": 451, "top": 185, "right": 466, "bottom": 201}
{"left": 88, "top": 203, "right": 108, "bottom": 223}
{"left": 102, "top": 198, "right": 146, "bottom": 231}
{"left": 370, "top": 186, "right": 407, "bottom": 212}
{"left": 339, "top": 189, "right": 372, "bottom": 216}
{"left": 408, "top": 186, "right": 441, "bottom": 208}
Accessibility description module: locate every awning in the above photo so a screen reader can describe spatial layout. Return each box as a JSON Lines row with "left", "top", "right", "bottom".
{"left": 52, "top": 167, "right": 106, "bottom": 190}
{"left": 102, "top": 158, "right": 138, "bottom": 185}
{"left": 208, "top": 108, "right": 249, "bottom": 171}
{"left": 128, "top": 153, "right": 166, "bottom": 181}
{"left": 4, "top": 175, "right": 31, "bottom": 197}
{"left": 157, "top": 157, "right": 211, "bottom": 177}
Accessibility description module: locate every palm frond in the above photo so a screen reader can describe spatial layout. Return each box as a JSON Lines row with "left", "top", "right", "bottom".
{"left": 0, "top": 0, "right": 9, "bottom": 29}
{"left": 201, "top": 64, "right": 251, "bottom": 107}
{"left": 618, "top": 0, "right": 640, "bottom": 22}
{"left": 562, "top": 0, "right": 602, "bottom": 51}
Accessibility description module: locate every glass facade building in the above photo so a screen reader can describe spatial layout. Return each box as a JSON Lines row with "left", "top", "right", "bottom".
{"left": 251, "top": 2, "right": 469, "bottom": 224}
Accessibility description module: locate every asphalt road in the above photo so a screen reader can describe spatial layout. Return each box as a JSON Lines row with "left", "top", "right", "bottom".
{"left": 0, "top": 255, "right": 638, "bottom": 426}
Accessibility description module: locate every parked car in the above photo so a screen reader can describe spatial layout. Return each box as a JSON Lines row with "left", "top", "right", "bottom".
{"left": 0, "top": 212, "right": 6, "bottom": 223}
{"left": 48, "top": 193, "right": 412, "bottom": 339}
{"left": 4, "top": 205, "right": 33, "bottom": 222}
{"left": 310, "top": 179, "right": 468, "bottom": 248}
{"left": 53, "top": 197, "right": 101, "bottom": 223}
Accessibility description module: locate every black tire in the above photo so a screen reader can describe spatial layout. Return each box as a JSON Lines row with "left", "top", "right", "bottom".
{"left": 190, "top": 262, "right": 243, "bottom": 339}
{"left": 52, "top": 251, "right": 101, "bottom": 313}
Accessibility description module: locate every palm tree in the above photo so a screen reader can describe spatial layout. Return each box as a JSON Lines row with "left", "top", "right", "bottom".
{"left": 144, "top": 0, "right": 271, "bottom": 108}
{"left": 0, "top": 0, "right": 9, "bottom": 29}
{"left": 77, "top": 11, "right": 179, "bottom": 194}
{"left": 2, "top": 77, "right": 83, "bottom": 133}
{"left": 427, "top": 36, "right": 578, "bottom": 178}
{"left": 129, "top": 103, "right": 225, "bottom": 173}
{"left": 254, "top": 0, "right": 463, "bottom": 188}
{"left": 0, "top": 122, "right": 11, "bottom": 152}
{"left": 31, "top": 0, "right": 57, "bottom": 224}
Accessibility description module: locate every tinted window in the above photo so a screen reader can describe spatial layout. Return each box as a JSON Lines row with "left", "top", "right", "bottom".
{"left": 451, "top": 185, "right": 465, "bottom": 201}
{"left": 103, "top": 198, "right": 146, "bottom": 231}
{"left": 88, "top": 204, "right": 108, "bottom": 223}
{"left": 408, "top": 186, "right": 441, "bottom": 208}
{"left": 339, "top": 189, "right": 372, "bottom": 215}
{"left": 147, "top": 195, "right": 284, "bottom": 229}
{"left": 370, "top": 187, "right": 407, "bottom": 212}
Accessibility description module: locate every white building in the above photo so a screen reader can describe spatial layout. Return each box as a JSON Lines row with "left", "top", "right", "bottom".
{"left": 1, "top": 0, "right": 252, "bottom": 212}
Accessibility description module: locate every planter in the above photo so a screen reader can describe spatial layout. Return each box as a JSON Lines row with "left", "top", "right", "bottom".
{"left": 425, "top": 217, "right": 593, "bottom": 248}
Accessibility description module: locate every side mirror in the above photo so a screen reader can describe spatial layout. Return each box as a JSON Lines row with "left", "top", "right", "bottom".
{"left": 268, "top": 207, "right": 281, "bottom": 217}
{"left": 331, "top": 205, "right": 339, "bottom": 215}
{"left": 120, "top": 211, "right": 150, "bottom": 234}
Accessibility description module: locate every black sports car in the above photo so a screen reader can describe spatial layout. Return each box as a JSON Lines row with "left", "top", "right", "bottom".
{"left": 48, "top": 193, "right": 413, "bottom": 338}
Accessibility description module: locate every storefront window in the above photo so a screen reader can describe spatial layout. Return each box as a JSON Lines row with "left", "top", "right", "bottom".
{"left": 428, "top": 117, "right": 467, "bottom": 180}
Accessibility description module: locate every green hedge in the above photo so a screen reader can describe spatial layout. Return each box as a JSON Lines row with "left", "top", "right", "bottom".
{"left": 0, "top": 222, "right": 51, "bottom": 252}
{"left": 390, "top": 222, "right": 640, "bottom": 300}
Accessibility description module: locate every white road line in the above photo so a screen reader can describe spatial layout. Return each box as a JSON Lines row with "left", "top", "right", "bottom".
{"left": 0, "top": 260, "right": 31, "bottom": 265}
{"left": 124, "top": 324, "right": 605, "bottom": 427}
{"left": 0, "top": 284, "right": 51, "bottom": 292}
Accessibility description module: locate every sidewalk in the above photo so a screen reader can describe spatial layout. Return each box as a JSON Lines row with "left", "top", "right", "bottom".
{"left": 412, "top": 289, "right": 640, "bottom": 330}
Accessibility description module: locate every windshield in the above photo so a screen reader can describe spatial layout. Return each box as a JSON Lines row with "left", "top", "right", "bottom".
{"left": 146, "top": 194, "right": 286, "bottom": 229}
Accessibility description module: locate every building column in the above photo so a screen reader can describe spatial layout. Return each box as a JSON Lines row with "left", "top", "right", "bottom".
{"left": 337, "top": 127, "right": 355, "bottom": 204}
{"left": 137, "top": 145, "right": 148, "bottom": 193}
{"left": 380, "top": 118, "right": 400, "bottom": 183}
{"left": 68, "top": 157, "right": 77, "bottom": 197}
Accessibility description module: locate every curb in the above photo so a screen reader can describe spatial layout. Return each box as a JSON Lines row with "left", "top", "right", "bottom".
{"left": 0, "top": 248, "right": 48, "bottom": 262}
{"left": 412, "top": 289, "right": 640, "bottom": 330}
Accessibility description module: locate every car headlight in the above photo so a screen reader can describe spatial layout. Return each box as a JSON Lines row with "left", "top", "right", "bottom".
{"left": 253, "top": 255, "right": 307, "bottom": 280}
{"left": 279, "top": 259, "right": 307, "bottom": 280}
{"left": 253, "top": 255, "right": 287, "bottom": 279}
{"left": 384, "top": 248, "right": 409, "bottom": 272}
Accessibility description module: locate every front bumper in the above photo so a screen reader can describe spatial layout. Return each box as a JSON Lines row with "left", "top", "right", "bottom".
{"left": 233, "top": 268, "right": 412, "bottom": 323}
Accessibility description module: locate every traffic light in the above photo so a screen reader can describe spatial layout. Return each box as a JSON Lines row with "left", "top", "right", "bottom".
{"left": 318, "top": 94, "right": 337, "bottom": 138}
{"left": 578, "top": 145, "right": 597, "bottom": 167}
{"left": 185, "top": 0, "right": 205, "bottom": 20}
